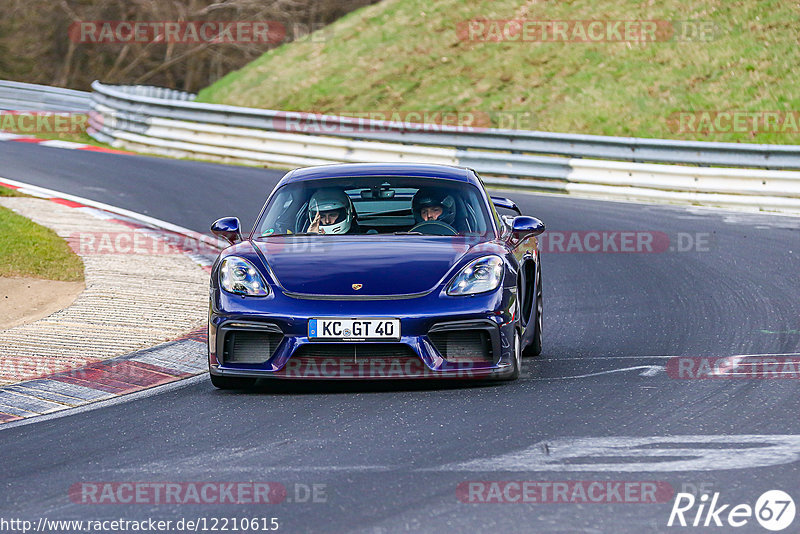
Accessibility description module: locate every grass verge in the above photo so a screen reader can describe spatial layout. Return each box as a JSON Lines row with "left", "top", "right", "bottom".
{"left": 0, "top": 185, "right": 25, "bottom": 197}
{"left": 197, "top": 0, "right": 800, "bottom": 144}
{"left": 0, "top": 186, "right": 84, "bottom": 281}
{"left": 2, "top": 129, "right": 115, "bottom": 148}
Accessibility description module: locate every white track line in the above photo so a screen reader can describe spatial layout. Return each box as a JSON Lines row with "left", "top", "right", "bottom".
{"left": 488, "top": 185, "right": 800, "bottom": 220}
{"left": 0, "top": 176, "right": 217, "bottom": 427}
{"left": 535, "top": 352, "right": 800, "bottom": 361}
{"left": 0, "top": 175, "right": 221, "bottom": 247}
{"left": 523, "top": 365, "right": 664, "bottom": 380}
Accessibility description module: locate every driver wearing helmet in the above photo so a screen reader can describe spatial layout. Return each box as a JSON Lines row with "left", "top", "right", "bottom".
{"left": 307, "top": 188, "right": 357, "bottom": 234}
{"left": 412, "top": 187, "right": 457, "bottom": 226}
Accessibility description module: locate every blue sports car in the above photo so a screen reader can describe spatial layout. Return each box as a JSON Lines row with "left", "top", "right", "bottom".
{"left": 208, "top": 163, "right": 544, "bottom": 388}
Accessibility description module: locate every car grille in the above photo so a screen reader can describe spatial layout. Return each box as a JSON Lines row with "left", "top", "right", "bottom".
{"left": 223, "top": 331, "right": 283, "bottom": 364}
{"left": 428, "top": 330, "right": 493, "bottom": 363}
{"left": 281, "top": 343, "right": 423, "bottom": 378}
{"left": 294, "top": 343, "right": 416, "bottom": 360}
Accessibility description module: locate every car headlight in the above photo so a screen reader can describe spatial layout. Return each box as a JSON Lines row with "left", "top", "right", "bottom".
{"left": 219, "top": 256, "right": 269, "bottom": 296}
{"left": 447, "top": 255, "right": 504, "bottom": 296}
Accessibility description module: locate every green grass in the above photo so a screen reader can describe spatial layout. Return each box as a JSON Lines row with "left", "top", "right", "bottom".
{"left": 0, "top": 188, "right": 84, "bottom": 281}
{"left": 31, "top": 131, "right": 113, "bottom": 148}
{"left": 0, "top": 112, "right": 115, "bottom": 148}
{"left": 0, "top": 186, "right": 25, "bottom": 197}
{"left": 9, "top": 130, "right": 115, "bottom": 149}
{"left": 197, "top": 0, "right": 800, "bottom": 144}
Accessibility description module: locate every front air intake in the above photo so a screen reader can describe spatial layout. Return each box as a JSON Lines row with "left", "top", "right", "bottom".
{"left": 223, "top": 330, "right": 283, "bottom": 364}
{"left": 428, "top": 330, "right": 493, "bottom": 363}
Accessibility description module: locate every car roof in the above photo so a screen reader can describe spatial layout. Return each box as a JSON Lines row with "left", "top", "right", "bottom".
{"left": 283, "top": 163, "right": 477, "bottom": 184}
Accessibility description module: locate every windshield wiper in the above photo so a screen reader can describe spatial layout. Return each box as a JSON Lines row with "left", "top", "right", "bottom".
{"left": 392, "top": 231, "right": 423, "bottom": 235}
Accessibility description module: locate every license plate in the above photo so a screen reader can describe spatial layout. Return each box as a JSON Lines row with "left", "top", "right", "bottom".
{"left": 308, "top": 318, "right": 400, "bottom": 341}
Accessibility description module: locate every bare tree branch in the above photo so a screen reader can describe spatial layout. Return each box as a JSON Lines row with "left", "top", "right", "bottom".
{"left": 0, "top": 0, "right": 379, "bottom": 92}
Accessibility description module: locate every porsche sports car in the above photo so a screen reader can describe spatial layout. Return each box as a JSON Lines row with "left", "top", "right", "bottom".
{"left": 207, "top": 163, "right": 544, "bottom": 388}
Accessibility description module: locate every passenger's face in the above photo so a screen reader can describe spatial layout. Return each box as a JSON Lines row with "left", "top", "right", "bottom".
{"left": 319, "top": 210, "right": 341, "bottom": 225}
{"left": 420, "top": 206, "right": 443, "bottom": 221}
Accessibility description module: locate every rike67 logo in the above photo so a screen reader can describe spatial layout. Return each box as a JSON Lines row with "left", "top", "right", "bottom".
{"left": 668, "top": 490, "right": 795, "bottom": 531}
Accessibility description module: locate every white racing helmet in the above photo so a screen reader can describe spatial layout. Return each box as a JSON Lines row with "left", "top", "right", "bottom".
{"left": 308, "top": 188, "right": 354, "bottom": 234}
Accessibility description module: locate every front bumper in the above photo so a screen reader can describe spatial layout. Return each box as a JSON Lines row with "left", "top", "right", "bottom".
{"left": 208, "top": 285, "right": 517, "bottom": 380}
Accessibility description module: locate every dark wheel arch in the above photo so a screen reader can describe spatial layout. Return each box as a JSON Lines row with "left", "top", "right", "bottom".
{"left": 515, "top": 255, "right": 541, "bottom": 357}
{"left": 522, "top": 258, "right": 542, "bottom": 357}
{"left": 518, "top": 258, "right": 536, "bottom": 330}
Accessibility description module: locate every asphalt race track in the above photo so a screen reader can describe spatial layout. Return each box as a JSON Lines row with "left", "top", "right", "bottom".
{"left": 1, "top": 141, "right": 799, "bottom": 533}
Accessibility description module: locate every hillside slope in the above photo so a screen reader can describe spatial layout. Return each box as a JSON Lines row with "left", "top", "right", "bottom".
{"left": 197, "top": 0, "right": 800, "bottom": 144}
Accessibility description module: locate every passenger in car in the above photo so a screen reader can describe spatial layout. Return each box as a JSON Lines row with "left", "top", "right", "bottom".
{"left": 307, "top": 188, "right": 361, "bottom": 234}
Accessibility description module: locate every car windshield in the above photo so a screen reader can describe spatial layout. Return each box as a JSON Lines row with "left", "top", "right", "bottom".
{"left": 254, "top": 176, "right": 495, "bottom": 238}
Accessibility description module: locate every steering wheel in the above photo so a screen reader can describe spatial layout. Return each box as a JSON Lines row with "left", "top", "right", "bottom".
{"left": 410, "top": 220, "right": 458, "bottom": 236}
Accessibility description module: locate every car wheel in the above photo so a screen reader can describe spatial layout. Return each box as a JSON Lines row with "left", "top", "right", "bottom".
{"left": 523, "top": 262, "right": 543, "bottom": 357}
{"left": 209, "top": 373, "right": 257, "bottom": 390}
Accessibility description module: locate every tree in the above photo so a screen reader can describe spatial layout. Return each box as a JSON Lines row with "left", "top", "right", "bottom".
{"left": 0, "top": 0, "right": 378, "bottom": 92}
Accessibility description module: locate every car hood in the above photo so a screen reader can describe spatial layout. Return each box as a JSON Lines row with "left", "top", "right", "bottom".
{"left": 253, "top": 236, "right": 478, "bottom": 296}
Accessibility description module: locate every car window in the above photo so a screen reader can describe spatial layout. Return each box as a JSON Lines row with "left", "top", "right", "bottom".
{"left": 473, "top": 171, "right": 503, "bottom": 235}
{"left": 254, "top": 176, "right": 494, "bottom": 238}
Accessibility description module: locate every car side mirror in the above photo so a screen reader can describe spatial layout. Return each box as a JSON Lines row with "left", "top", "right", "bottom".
{"left": 510, "top": 216, "right": 545, "bottom": 240}
{"left": 492, "top": 196, "right": 521, "bottom": 215}
{"left": 211, "top": 217, "right": 242, "bottom": 245}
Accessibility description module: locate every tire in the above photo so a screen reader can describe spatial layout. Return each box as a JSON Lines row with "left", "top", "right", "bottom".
{"left": 523, "top": 262, "right": 543, "bottom": 357}
{"left": 209, "top": 373, "right": 257, "bottom": 390}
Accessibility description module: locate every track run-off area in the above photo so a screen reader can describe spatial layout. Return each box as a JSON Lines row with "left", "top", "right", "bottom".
{"left": 0, "top": 140, "right": 799, "bottom": 533}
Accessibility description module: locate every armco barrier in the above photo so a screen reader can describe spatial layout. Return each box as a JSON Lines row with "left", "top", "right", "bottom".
{"left": 86, "top": 82, "right": 800, "bottom": 214}
{"left": 88, "top": 82, "right": 800, "bottom": 170}
{"left": 4, "top": 80, "right": 800, "bottom": 214}
{"left": 0, "top": 81, "right": 91, "bottom": 112}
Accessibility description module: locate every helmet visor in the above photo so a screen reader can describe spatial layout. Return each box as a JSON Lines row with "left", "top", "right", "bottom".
{"left": 310, "top": 207, "right": 346, "bottom": 225}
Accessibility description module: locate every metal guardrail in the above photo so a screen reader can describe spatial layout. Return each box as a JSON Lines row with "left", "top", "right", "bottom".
{"left": 90, "top": 81, "right": 800, "bottom": 170}
{"left": 0, "top": 81, "right": 91, "bottom": 112}
{"left": 85, "top": 81, "right": 800, "bottom": 214}
{"left": 2, "top": 79, "right": 797, "bottom": 212}
{"left": 0, "top": 79, "right": 771, "bottom": 214}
